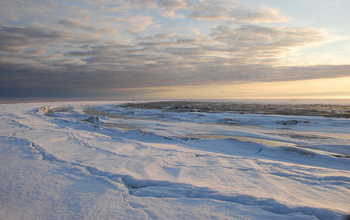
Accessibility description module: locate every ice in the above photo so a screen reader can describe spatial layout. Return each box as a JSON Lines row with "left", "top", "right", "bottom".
{"left": 1, "top": 101, "right": 350, "bottom": 219}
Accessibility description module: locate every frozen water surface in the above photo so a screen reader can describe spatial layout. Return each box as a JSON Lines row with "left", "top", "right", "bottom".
{"left": 1, "top": 100, "right": 350, "bottom": 219}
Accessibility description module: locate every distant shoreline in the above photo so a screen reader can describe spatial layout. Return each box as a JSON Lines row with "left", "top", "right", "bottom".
{"left": 1, "top": 98, "right": 350, "bottom": 105}
{"left": 122, "top": 100, "right": 350, "bottom": 118}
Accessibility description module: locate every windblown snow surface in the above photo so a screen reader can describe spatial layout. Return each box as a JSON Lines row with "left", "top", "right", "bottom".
{"left": 1, "top": 100, "right": 350, "bottom": 219}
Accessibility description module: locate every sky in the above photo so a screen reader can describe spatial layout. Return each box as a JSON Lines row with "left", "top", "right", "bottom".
{"left": 0, "top": 0, "right": 350, "bottom": 100}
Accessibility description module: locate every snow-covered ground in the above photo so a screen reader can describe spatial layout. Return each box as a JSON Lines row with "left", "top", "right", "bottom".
{"left": 1, "top": 101, "right": 349, "bottom": 219}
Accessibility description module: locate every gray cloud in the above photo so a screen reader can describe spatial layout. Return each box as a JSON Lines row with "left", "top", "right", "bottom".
{"left": 0, "top": 26, "right": 72, "bottom": 52}
{"left": 207, "top": 25, "right": 326, "bottom": 63}
{"left": 1, "top": 58, "right": 350, "bottom": 98}
{"left": 2, "top": 26, "right": 71, "bottom": 39}
{"left": 127, "top": 0, "right": 190, "bottom": 10}
{"left": 58, "top": 19, "right": 96, "bottom": 32}
{"left": 0, "top": 23, "right": 331, "bottom": 77}
{"left": 58, "top": 19, "right": 119, "bottom": 37}
{"left": 158, "top": 0, "right": 191, "bottom": 11}
{"left": 0, "top": 0, "right": 347, "bottom": 99}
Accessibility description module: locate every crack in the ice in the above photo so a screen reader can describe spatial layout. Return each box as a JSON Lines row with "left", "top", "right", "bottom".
{"left": 121, "top": 192, "right": 150, "bottom": 220}
{"left": 4, "top": 118, "right": 33, "bottom": 130}
{"left": 12, "top": 136, "right": 150, "bottom": 218}
{"left": 73, "top": 166, "right": 347, "bottom": 220}
{"left": 70, "top": 134, "right": 146, "bottom": 160}
{"left": 269, "top": 171, "right": 350, "bottom": 187}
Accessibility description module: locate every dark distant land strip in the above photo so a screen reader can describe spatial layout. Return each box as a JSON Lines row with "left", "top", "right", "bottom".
{"left": 121, "top": 101, "right": 350, "bottom": 118}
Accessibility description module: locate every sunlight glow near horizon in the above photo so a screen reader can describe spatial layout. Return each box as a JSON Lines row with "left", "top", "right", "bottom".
{"left": 133, "top": 77, "right": 350, "bottom": 99}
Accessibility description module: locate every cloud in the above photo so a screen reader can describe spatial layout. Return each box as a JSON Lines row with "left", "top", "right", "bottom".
{"left": 207, "top": 24, "right": 327, "bottom": 63}
{"left": 157, "top": 10, "right": 186, "bottom": 19}
{"left": 1, "top": 58, "right": 350, "bottom": 99}
{"left": 98, "top": 17, "right": 125, "bottom": 25}
{"left": 100, "top": 15, "right": 154, "bottom": 35}
{"left": 0, "top": 0, "right": 347, "bottom": 99}
{"left": 99, "top": 4, "right": 131, "bottom": 12}
{"left": 58, "top": 19, "right": 86, "bottom": 28}
{"left": 0, "top": 26, "right": 72, "bottom": 52}
{"left": 139, "top": 33, "right": 186, "bottom": 41}
{"left": 98, "top": 0, "right": 189, "bottom": 19}
{"left": 129, "top": 0, "right": 157, "bottom": 9}
{"left": 125, "top": 15, "right": 153, "bottom": 34}
{"left": 95, "top": 28, "right": 119, "bottom": 36}
{"left": 2, "top": 26, "right": 71, "bottom": 39}
{"left": 26, "top": 50, "right": 47, "bottom": 55}
{"left": 81, "top": 0, "right": 126, "bottom": 5}
{"left": 188, "top": 2, "right": 288, "bottom": 23}
{"left": 0, "top": 0, "right": 75, "bottom": 25}
{"left": 132, "top": 24, "right": 327, "bottom": 65}
{"left": 58, "top": 19, "right": 96, "bottom": 32}
{"left": 0, "top": 22, "right": 329, "bottom": 84}
{"left": 80, "top": 0, "right": 286, "bottom": 24}
{"left": 158, "top": 0, "right": 191, "bottom": 11}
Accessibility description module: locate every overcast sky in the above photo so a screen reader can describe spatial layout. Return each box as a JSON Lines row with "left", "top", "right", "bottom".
{"left": 1, "top": 0, "right": 350, "bottom": 99}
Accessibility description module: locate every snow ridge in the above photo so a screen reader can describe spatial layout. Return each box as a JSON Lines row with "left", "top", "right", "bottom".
{"left": 8, "top": 136, "right": 341, "bottom": 220}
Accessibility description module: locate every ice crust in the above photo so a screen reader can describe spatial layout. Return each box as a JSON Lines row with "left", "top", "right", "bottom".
{"left": 1, "top": 101, "right": 350, "bottom": 219}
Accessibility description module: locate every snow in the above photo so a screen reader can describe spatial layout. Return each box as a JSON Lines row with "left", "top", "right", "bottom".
{"left": 1, "top": 101, "right": 350, "bottom": 219}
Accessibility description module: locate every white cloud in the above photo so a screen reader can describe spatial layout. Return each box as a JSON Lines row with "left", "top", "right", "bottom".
{"left": 94, "top": 28, "right": 119, "bottom": 38}
{"left": 125, "top": 15, "right": 153, "bottom": 34}
{"left": 158, "top": 10, "right": 185, "bottom": 19}
{"left": 100, "top": 4, "right": 131, "bottom": 12}
{"left": 191, "top": 28, "right": 201, "bottom": 35}
{"left": 209, "top": 24, "right": 327, "bottom": 61}
{"left": 188, "top": 2, "right": 288, "bottom": 23}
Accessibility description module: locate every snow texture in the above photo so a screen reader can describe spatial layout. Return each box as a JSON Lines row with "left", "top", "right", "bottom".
{"left": 1, "top": 100, "right": 350, "bottom": 219}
